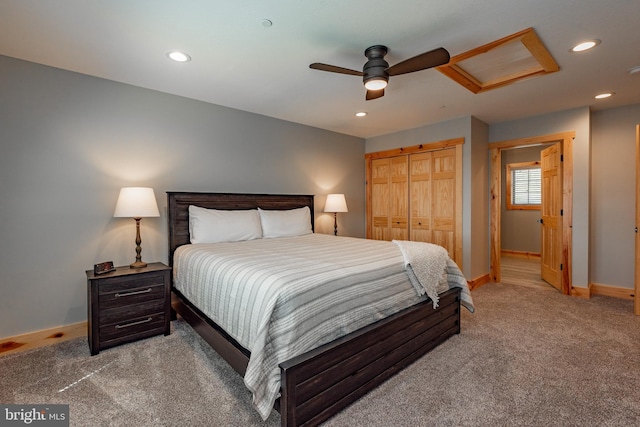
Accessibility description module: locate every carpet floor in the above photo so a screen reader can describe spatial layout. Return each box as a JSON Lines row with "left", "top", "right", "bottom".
{"left": 1, "top": 282, "right": 639, "bottom": 426}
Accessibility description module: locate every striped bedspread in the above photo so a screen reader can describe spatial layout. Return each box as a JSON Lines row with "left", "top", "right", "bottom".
{"left": 173, "top": 233, "right": 472, "bottom": 420}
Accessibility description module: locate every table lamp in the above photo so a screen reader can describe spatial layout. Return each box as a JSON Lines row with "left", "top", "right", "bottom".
{"left": 324, "top": 193, "right": 348, "bottom": 236}
{"left": 113, "top": 187, "right": 160, "bottom": 268}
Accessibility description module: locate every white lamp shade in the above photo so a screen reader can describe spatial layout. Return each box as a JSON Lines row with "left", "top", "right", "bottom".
{"left": 113, "top": 187, "right": 160, "bottom": 218}
{"left": 324, "top": 194, "right": 348, "bottom": 213}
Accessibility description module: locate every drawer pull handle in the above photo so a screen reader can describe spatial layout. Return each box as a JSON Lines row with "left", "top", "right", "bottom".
{"left": 115, "top": 317, "right": 153, "bottom": 329}
{"left": 115, "top": 288, "right": 152, "bottom": 298}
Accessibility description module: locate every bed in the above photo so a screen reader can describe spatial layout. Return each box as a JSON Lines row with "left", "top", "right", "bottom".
{"left": 167, "top": 191, "right": 473, "bottom": 427}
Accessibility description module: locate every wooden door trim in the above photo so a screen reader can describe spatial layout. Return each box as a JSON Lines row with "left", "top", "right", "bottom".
{"left": 489, "top": 132, "right": 574, "bottom": 295}
{"left": 455, "top": 144, "right": 463, "bottom": 267}
{"left": 365, "top": 138, "right": 464, "bottom": 161}
{"left": 635, "top": 125, "right": 640, "bottom": 315}
{"left": 488, "top": 131, "right": 575, "bottom": 150}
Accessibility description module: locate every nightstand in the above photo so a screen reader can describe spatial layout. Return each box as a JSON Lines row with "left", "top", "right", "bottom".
{"left": 86, "top": 262, "right": 171, "bottom": 355}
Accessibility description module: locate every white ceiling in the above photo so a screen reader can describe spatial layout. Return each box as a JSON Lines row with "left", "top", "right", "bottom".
{"left": 1, "top": 0, "right": 639, "bottom": 139}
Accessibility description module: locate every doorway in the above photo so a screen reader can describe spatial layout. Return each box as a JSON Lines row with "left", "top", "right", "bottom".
{"left": 500, "top": 144, "right": 550, "bottom": 289}
{"left": 489, "top": 131, "right": 574, "bottom": 295}
{"left": 500, "top": 255, "right": 553, "bottom": 290}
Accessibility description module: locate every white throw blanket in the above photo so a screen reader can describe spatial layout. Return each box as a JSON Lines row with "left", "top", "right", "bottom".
{"left": 393, "top": 240, "right": 449, "bottom": 308}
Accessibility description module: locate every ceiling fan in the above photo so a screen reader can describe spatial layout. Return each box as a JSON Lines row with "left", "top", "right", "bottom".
{"left": 309, "top": 45, "right": 450, "bottom": 100}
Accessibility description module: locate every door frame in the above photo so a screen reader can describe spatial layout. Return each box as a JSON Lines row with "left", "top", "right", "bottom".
{"left": 489, "top": 131, "right": 574, "bottom": 295}
{"left": 635, "top": 124, "right": 640, "bottom": 315}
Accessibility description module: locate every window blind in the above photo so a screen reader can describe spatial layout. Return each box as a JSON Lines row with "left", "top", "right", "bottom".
{"left": 512, "top": 168, "right": 541, "bottom": 205}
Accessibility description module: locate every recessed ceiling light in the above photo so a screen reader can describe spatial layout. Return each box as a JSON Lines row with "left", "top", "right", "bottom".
{"left": 629, "top": 66, "right": 640, "bottom": 75}
{"left": 355, "top": 112, "right": 367, "bottom": 117}
{"left": 594, "top": 92, "right": 614, "bottom": 99}
{"left": 571, "top": 39, "right": 600, "bottom": 53}
{"left": 261, "top": 19, "right": 273, "bottom": 28}
{"left": 167, "top": 51, "right": 191, "bottom": 62}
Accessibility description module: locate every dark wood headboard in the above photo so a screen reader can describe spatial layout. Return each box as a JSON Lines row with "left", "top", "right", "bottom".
{"left": 167, "top": 192, "right": 314, "bottom": 266}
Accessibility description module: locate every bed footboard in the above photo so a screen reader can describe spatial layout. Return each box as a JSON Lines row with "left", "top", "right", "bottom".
{"left": 279, "top": 287, "right": 461, "bottom": 427}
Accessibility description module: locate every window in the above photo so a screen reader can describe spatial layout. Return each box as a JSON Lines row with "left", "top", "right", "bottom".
{"left": 506, "top": 161, "right": 541, "bottom": 210}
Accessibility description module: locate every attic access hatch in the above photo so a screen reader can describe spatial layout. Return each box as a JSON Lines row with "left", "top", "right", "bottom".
{"left": 437, "top": 28, "right": 559, "bottom": 93}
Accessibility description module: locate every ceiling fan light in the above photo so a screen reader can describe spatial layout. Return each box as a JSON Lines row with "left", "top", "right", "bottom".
{"left": 364, "top": 78, "right": 388, "bottom": 91}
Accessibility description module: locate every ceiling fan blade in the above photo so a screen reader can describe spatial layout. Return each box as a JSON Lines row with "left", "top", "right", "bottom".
{"left": 366, "top": 88, "right": 385, "bottom": 101}
{"left": 309, "top": 63, "right": 364, "bottom": 76}
{"left": 387, "top": 47, "right": 450, "bottom": 76}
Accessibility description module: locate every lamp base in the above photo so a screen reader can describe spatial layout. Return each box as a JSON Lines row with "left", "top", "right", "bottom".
{"left": 130, "top": 217, "right": 147, "bottom": 268}
{"left": 130, "top": 260, "right": 147, "bottom": 269}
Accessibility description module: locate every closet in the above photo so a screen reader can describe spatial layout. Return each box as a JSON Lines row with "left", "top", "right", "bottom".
{"left": 365, "top": 139, "right": 463, "bottom": 267}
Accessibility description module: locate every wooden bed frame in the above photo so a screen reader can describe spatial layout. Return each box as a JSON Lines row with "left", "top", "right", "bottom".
{"left": 167, "top": 191, "right": 462, "bottom": 427}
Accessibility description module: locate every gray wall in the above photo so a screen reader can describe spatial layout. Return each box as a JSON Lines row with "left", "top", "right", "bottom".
{"left": 2, "top": 52, "right": 638, "bottom": 339}
{"left": 0, "top": 55, "right": 365, "bottom": 338}
{"left": 590, "top": 105, "right": 640, "bottom": 288}
{"left": 501, "top": 145, "right": 545, "bottom": 254}
{"left": 469, "top": 117, "right": 490, "bottom": 280}
{"left": 489, "top": 107, "right": 592, "bottom": 288}
{"left": 368, "top": 104, "right": 639, "bottom": 294}
{"left": 492, "top": 104, "right": 640, "bottom": 291}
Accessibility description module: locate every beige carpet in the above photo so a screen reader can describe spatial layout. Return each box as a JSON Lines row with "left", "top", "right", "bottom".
{"left": 2, "top": 282, "right": 639, "bottom": 426}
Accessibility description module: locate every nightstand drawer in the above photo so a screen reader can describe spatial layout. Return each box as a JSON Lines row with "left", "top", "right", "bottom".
{"left": 99, "top": 283, "right": 166, "bottom": 309}
{"left": 100, "top": 312, "right": 166, "bottom": 342}
{"left": 98, "top": 272, "right": 166, "bottom": 291}
{"left": 100, "top": 299, "right": 166, "bottom": 324}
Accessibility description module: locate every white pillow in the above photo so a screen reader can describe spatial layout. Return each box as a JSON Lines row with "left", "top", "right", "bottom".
{"left": 258, "top": 206, "right": 313, "bottom": 238}
{"left": 188, "top": 205, "right": 262, "bottom": 244}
